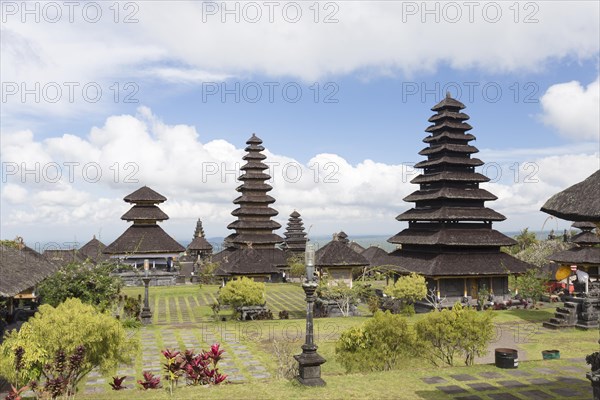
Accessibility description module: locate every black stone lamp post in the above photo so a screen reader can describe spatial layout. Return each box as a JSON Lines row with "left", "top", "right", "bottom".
{"left": 294, "top": 243, "right": 326, "bottom": 386}
{"left": 141, "top": 259, "right": 153, "bottom": 325}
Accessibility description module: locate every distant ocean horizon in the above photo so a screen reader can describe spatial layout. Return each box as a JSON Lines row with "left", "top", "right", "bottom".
{"left": 180, "top": 230, "right": 559, "bottom": 253}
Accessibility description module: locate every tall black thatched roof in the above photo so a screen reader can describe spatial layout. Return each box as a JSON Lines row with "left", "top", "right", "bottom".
{"left": 226, "top": 134, "right": 283, "bottom": 249}
{"left": 387, "top": 94, "right": 529, "bottom": 277}
{"left": 1, "top": 244, "right": 60, "bottom": 297}
{"left": 541, "top": 170, "right": 600, "bottom": 222}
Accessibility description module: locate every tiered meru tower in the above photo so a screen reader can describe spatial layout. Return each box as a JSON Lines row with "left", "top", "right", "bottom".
{"left": 104, "top": 186, "right": 185, "bottom": 268}
{"left": 225, "top": 134, "right": 283, "bottom": 248}
{"left": 283, "top": 211, "right": 308, "bottom": 254}
{"left": 387, "top": 93, "right": 530, "bottom": 303}
{"left": 186, "top": 218, "right": 213, "bottom": 262}
{"left": 215, "top": 134, "right": 285, "bottom": 281}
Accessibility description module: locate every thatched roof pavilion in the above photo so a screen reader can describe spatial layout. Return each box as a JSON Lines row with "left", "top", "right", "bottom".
{"left": 541, "top": 170, "right": 600, "bottom": 222}
{"left": 78, "top": 236, "right": 108, "bottom": 264}
{"left": 316, "top": 233, "right": 369, "bottom": 287}
{"left": 1, "top": 240, "right": 59, "bottom": 298}
{"left": 104, "top": 186, "right": 184, "bottom": 267}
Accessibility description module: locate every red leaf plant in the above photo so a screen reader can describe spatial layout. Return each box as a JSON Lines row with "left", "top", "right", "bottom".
{"left": 109, "top": 375, "right": 127, "bottom": 390}
{"left": 137, "top": 371, "right": 161, "bottom": 390}
{"left": 159, "top": 344, "right": 228, "bottom": 388}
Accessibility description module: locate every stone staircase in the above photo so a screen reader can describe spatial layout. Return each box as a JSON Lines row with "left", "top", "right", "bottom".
{"left": 543, "top": 301, "right": 579, "bottom": 329}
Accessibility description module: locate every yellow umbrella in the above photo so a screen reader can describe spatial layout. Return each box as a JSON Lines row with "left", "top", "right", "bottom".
{"left": 555, "top": 265, "right": 572, "bottom": 281}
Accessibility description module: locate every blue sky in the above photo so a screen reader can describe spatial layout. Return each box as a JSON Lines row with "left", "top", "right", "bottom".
{"left": 1, "top": 1, "right": 599, "bottom": 248}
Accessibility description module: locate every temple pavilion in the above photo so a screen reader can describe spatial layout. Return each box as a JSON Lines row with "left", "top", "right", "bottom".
{"left": 549, "top": 222, "right": 600, "bottom": 279}
{"left": 387, "top": 93, "right": 530, "bottom": 304}
{"left": 316, "top": 232, "right": 369, "bottom": 288}
{"left": 214, "top": 134, "right": 286, "bottom": 282}
{"left": 103, "top": 186, "right": 184, "bottom": 270}
{"left": 78, "top": 235, "right": 108, "bottom": 264}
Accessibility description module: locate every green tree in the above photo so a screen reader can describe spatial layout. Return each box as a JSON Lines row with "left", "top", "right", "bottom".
{"left": 515, "top": 267, "right": 550, "bottom": 306}
{"left": 384, "top": 272, "right": 427, "bottom": 314}
{"left": 415, "top": 303, "right": 494, "bottom": 366}
{"left": 197, "top": 261, "right": 220, "bottom": 284}
{"left": 335, "top": 311, "right": 419, "bottom": 372}
{"left": 0, "top": 298, "right": 138, "bottom": 387}
{"left": 317, "top": 279, "right": 359, "bottom": 317}
{"left": 38, "top": 262, "right": 122, "bottom": 310}
{"left": 218, "top": 277, "right": 265, "bottom": 311}
{"left": 508, "top": 228, "right": 538, "bottom": 254}
{"left": 511, "top": 238, "right": 570, "bottom": 267}
{"left": 286, "top": 254, "right": 305, "bottom": 279}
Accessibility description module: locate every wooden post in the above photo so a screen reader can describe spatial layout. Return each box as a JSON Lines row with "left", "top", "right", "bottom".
{"left": 436, "top": 279, "right": 440, "bottom": 299}
{"left": 463, "top": 278, "right": 467, "bottom": 297}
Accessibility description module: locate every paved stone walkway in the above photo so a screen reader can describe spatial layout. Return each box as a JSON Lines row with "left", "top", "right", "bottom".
{"left": 421, "top": 359, "right": 591, "bottom": 399}
{"left": 83, "top": 325, "right": 272, "bottom": 394}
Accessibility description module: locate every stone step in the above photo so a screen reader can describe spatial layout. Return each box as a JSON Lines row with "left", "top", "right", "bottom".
{"left": 543, "top": 321, "right": 562, "bottom": 330}
{"left": 556, "top": 307, "right": 575, "bottom": 314}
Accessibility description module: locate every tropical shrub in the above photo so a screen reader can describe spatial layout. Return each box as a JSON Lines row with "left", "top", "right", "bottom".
{"left": 513, "top": 267, "right": 551, "bottom": 306}
{"left": 218, "top": 277, "right": 265, "bottom": 311}
{"left": 38, "top": 262, "right": 122, "bottom": 310}
{"left": 335, "top": 311, "right": 419, "bottom": 372}
{"left": 287, "top": 254, "right": 305, "bottom": 278}
{"left": 384, "top": 272, "right": 427, "bottom": 304}
{"left": 0, "top": 298, "right": 138, "bottom": 387}
{"left": 415, "top": 303, "right": 494, "bottom": 366}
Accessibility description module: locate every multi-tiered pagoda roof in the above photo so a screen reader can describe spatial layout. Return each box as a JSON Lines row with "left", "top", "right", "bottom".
{"left": 387, "top": 94, "right": 530, "bottom": 277}
{"left": 104, "top": 186, "right": 184, "bottom": 256}
{"left": 215, "top": 135, "right": 285, "bottom": 278}
{"left": 187, "top": 218, "right": 213, "bottom": 253}
{"left": 549, "top": 222, "right": 600, "bottom": 266}
{"left": 225, "top": 134, "right": 283, "bottom": 248}
{"left": 282, "top": 211, "right": 307, "bottom": 253}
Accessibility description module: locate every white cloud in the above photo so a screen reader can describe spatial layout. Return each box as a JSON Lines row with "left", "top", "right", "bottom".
{"left": 2, "top": 108, "right": 598, "bottom": 244}
{"left": 1, "top": 1, "right": 598, "bottom": 122}
{"left": 539, "top": 77, "right": 600, "bottom": 141}
{"left": 1, "top": 184, "right": 28, "bottom": 204}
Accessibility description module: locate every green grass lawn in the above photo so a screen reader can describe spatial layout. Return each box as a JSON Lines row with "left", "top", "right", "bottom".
{"left": 75, "top": 284, "right": 597, "bottom": 399}
{"left": 79, "top": 358, "right": 594, "bottom": 400}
